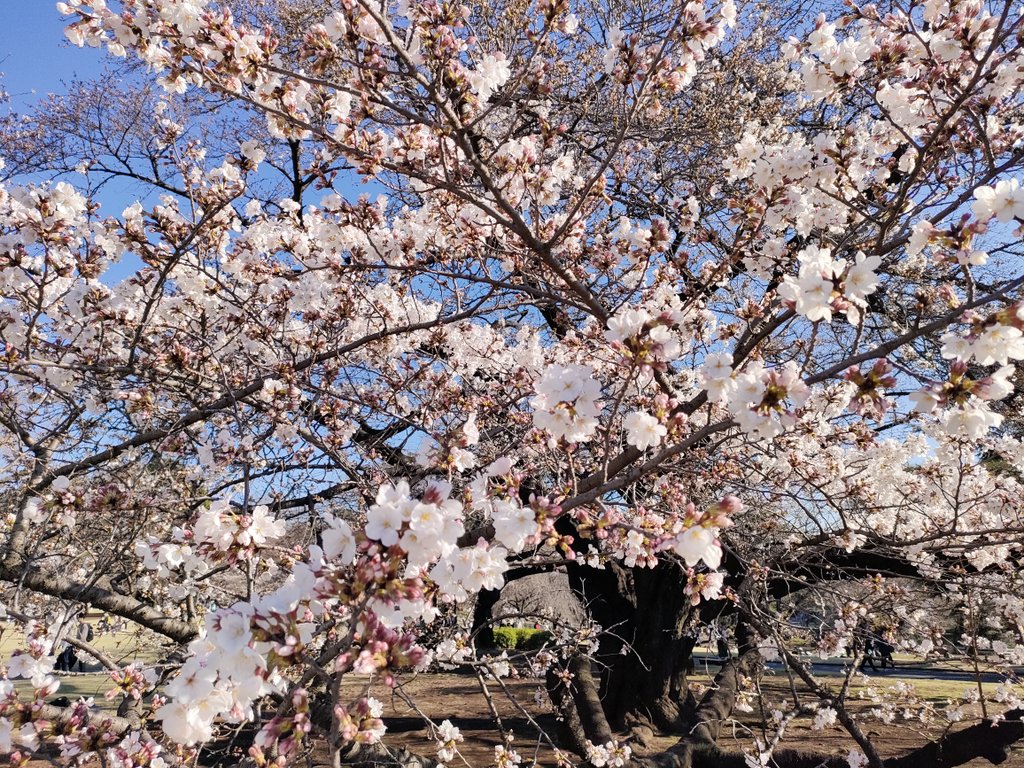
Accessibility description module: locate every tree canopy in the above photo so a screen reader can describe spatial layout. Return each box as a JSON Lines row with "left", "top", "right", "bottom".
{"left": 3, "top": 0, "right": 1024, "bottom": 766}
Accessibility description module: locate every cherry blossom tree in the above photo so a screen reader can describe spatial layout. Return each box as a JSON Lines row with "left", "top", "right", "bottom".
{"left": 2, "top": 0, "right": 1024, "bottom": 766}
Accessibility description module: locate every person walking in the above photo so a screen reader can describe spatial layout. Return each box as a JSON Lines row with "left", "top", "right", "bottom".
{"left": 54, "top": 642, "right": 69, "bottom": 673}
{"left": 74, "top": 619, "right": 94, "bottom": 672}
{"left": 859, "top": 636, "right": 878, "bottom": 672}
{"left": 877, "top": 638, "right": 895, "bottom": 669}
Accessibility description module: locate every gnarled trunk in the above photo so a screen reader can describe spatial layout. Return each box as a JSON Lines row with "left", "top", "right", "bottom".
{"left": 563, "top": 557, "right": 700, "bottom": 733}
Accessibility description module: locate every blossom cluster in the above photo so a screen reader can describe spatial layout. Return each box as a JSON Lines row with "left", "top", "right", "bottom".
{"left": 702, "top": 358, "right": 809, "bottom": 439}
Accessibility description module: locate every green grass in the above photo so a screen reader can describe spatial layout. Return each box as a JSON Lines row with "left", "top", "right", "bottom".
{"left": 12, "top": 673, "right": 117, "bottom": 706}
{"left": 852, "top": 677, "right": 1007, "bottom": 703}
{"left": 0, "top": 616, "right": 165, "bottom": 708}
{"left": 1, "top": 619, "right": 163, "bottom": 707}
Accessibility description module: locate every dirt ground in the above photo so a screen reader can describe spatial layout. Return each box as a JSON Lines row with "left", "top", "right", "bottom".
{"left": 333, "top": 671, "right": 1024, "bottom": 768}
{"left": 20, "top": 666, "right": 1024, "bottom": 766}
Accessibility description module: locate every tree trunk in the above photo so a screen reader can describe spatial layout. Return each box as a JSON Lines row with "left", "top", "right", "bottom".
{"left": 467, "top": 526, "right": 1024, "bottom": 768}
{"left": 563, "top": 556, "right": 699, "bottom": 732}
{"left": 471, "top": 587, "right": 500, "bottom": 649}
{"left": 546, "top": 655, "right": 616, "bottom": 754}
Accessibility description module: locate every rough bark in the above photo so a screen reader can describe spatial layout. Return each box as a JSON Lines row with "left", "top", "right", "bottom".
{"left": 626, "top": 650, "right": 761, "bottom": 768}
{"left": 546, "top": 655, "right": 616, "bottom": 753}
{"left": 471, "top": 587, "right": 500, "bottom": 649}
{"left": 338, "top": 742, "right": 442, "bottom": 768}
{"left": 35, "top": 702, "right": 143, "bottom": 733}
{"left": 885, "top": 709, "right": 1024, "bottom": 768}
{"left": 561, "top": 544, "right": 699, "bottom": 732}
{"left": 684, "top": 649, "right": 762, "bottom": 744}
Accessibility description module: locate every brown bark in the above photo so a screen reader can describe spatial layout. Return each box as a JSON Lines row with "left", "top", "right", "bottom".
{"left": 885, "top": 709, "right": 1024, "bottom": 768}
{"left": 0, "top": 562, "right": 197, "bottom": 643}
{"left": 35, "top": 702, "right": 143, "bottom": 733}
{"left": 546, "top": 655, "right": 616, "bottom": 754}
{"left": 630, "top": 651, "right": 762, "bottom": 768}
{"left": 560, "top": 544, "right": 699, "bottom": 732}
{"left": 684, "top": 649, "right": 762, "bottom": 744}
{"left": 471, "top": 587, "right": 500, "bottom": 649}
{"left": 337, "top": 741, "right": 442, "bottom": 768}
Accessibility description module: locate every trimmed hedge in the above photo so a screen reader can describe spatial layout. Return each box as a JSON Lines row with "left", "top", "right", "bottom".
{"left": 491, "top": 627, "right": 553, "bottom": 650}
{"left": 520, "top": 629, "right": 553, "bottom": 650}
{"left": 493, "top": 627, "right": 518, "bottom": 649}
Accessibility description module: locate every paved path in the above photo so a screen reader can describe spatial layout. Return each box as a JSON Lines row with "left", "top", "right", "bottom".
{"left": 691, "top": 654, "right": 1013, "bottom": 683}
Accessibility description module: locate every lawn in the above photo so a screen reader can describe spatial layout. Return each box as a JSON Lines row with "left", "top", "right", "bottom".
{"left": 0, "top": 617, "right": 166, "bottom": 706}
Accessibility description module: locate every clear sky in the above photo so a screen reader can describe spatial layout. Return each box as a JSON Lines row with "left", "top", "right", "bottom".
{"left": 1, "top": 2, "right": 104, "bottom": 109}
{"left": 0, "top": 1, "right": 370, "bottom": 209}
{"left": 1, "top": 4, "right": 162, "bottom": 284}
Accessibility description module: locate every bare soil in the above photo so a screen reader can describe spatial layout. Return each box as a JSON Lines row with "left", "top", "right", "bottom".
{"left": 22, "top": 669, "right": 1024, "bottom": 766}
{"left": 334, "top": 672, "right": 1024, "bottom": 768}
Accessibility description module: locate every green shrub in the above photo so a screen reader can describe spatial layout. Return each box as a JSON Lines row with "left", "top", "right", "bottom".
{"left": 492, "top": 627, "right": 518, "bottom": 649}
{"left": 519, "top": 629, "right": 553, "bottom": 650}
{"left": 490, "top": 627, "right": 552, "bottom": 650}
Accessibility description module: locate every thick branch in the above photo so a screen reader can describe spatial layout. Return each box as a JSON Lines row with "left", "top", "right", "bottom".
{"left": 886, "top": 710, "right": 1024, "bottom": 768}
{"left": 0, "top": 565, "right": 196, "bottom": 644}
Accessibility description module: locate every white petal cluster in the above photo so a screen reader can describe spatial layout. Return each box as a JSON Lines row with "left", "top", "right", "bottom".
{"left": 157, "top": 604, "right": 279, "bottom": 745}
{"left": 467, "top": 53, "right": 511, "bottom": 102}
{"left": 585, "top": 740, "right": 632, "bottom": 768}
{"left": 973, "top": 178, "right": 1024, "bottom": 223}
{"left": 490, "top": 499, "right": 540, "bottom": 553}
{"left": 779, "top": 246, "right": 881, "bottom": 324}
{"left": 365, "top": 480, "right": 465, "bottom": 567}
{"left": 707, "top": 361, "right": 809, "bottom": 439}
{"left": 532, "top": 364, "right": 602, "bottom": 443}
{"left": 194, "top": 502, "right": 287, "bottom": 552}
{"left": 429, "top": 540, "right": 509, "bottom": 601}
{"left": 941, "top": 323, "right": 1024, "bottom": 367}
{"left": 623, "top": 410, "right": 667, "bottom": 451}
{"left": 671, "top": 525, "right": 723, "bottom": 570}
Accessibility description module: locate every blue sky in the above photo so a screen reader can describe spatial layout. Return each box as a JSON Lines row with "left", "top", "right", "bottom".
{"left": 1, "top": 2, "right": 103, "bottom": 109}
